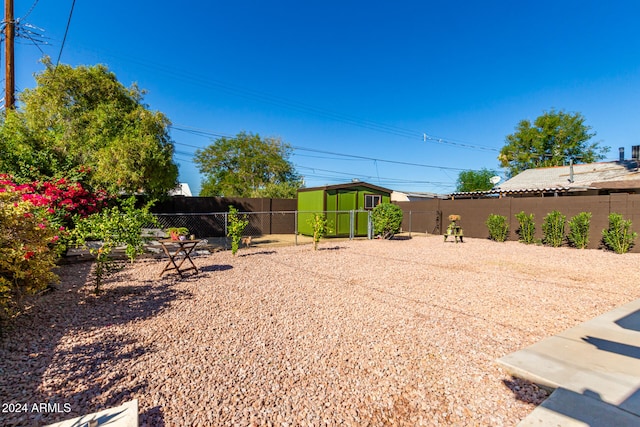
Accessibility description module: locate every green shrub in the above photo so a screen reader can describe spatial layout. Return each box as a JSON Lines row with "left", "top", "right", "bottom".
{"left": 486, "top": 214, "right": 509, "bottom": 242}
{"left": 307, "top": 213, "right": 331, "bottom": 250}
{"left": 568, "top": 212, "right": 591, "bottom": 249}
{"left": 602, "top": 213, "right": 637, "bottom": 254}
{"left": 515, "top": 211, "right": 536, "bottom": 244}
{"left": 542, "top": 210, "right": 566, "bottom": 247}
{"left": 71, "top": 196, "right": 158, "bottom": 293}
{"left": 372, "top": 203, "right": 403, "bottom": 239}
{"left": 227, "top": 205, "right": 249, "bottom": 256}
{"left": 0, "top": 189, "right": 60, "bottom": 319}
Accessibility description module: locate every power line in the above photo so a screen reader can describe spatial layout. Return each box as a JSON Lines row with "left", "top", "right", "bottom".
{"left": 56, "top": 0, "right": 76, "bottom": 66}
{"left": 78, "top": 47, "right": 497, "bottom": 152}
{"left": 21, "top": 0, "right": 40, "bottom": 21}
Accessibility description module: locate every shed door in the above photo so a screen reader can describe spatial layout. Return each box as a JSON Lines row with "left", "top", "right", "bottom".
{"left": 337, "top": 190, "right": 356, "bottom": 235}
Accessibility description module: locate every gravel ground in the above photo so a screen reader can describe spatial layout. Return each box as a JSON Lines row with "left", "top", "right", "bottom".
{"left": 1, "top": 236, "right": 639, "bottom": 426}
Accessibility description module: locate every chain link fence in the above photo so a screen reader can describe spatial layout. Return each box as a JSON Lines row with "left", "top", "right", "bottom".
{"left": 153, "top": 209, "right": 441, "bottom": 244}
{"left": 154, "top": 210, "right": 374, "bottom": 242}
{"left": 400, "top": 210, "right": 442, "bottom": 236}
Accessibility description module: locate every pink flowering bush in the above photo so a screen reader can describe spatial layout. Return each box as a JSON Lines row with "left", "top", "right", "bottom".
{"left": 0, "top": 173, "right": 109, "bottom": 224}
{"left": 0, "top": 185, "right": 61, "bottom": 319}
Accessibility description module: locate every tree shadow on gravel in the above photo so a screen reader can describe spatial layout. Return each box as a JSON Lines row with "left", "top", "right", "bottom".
{"left": 503, "top": 376, "right": 551, "bottom": 405}
{"left": 199, "top": 264, "right": 233, "bottom": 272}
{"left": 238, "top": 250, "right": 277, "bottom": 257}
{"left": 140, "top": 405, "right": 166, "bottom": 427}
{"left": 0, "top": 261, "right": 189, "bottom": 426}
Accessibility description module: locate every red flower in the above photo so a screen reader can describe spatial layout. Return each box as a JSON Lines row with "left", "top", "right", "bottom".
{"left": 24, "top": 251, "right": 35, "bottom": 260}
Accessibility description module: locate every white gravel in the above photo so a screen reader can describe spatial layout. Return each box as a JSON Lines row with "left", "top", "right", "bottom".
{"left": 1, "top": 236, "right": 639, "bottom": 426}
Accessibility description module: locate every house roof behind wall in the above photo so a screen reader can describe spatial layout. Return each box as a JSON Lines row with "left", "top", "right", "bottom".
{"left": 495, "top": 161, "right": 640, "bottom": 194}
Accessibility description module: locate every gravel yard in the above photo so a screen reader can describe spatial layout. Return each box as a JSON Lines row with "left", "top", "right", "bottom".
{"left": 1, "top": 236, "right": 639, "bottom": 426}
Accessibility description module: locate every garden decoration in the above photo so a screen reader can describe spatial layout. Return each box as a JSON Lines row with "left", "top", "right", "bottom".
{"left": 444, "top": 214, "right": 464, "bottom": 243}
{"left": 167, "top": 227, "right": 189, "bottom": 241}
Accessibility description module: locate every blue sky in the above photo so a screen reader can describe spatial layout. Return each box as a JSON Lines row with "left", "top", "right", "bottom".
{"left": 6, "top": 1, "right": 640, "bottom": 195}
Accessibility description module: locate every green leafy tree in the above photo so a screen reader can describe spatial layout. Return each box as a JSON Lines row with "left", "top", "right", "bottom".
{"left": 456, "top": 168, "right": 499, "bottom": 192}
{"left": 307, "top": 213, "right": 331, "bottom": 250}
{"left": 371, "top": 203, "right": 403, "bottom": 239}
{"left": 227, "top": 205, "right": 249, "bottom": 255}
{"left": 0, "top": 57, "right": 178, "bottom": 198}
{"left": 498, "top": 109, "right": 608, "bottom": 177}
{"left": 194, "top": 131, "right": 302, "bottom": 197}
{"left": 71, "top": 197, "right": 158, "bottom": 293}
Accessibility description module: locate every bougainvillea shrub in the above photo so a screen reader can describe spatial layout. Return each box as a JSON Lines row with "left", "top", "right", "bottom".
{"left": 0, "top": 183, "right": 61, "bottom": 319}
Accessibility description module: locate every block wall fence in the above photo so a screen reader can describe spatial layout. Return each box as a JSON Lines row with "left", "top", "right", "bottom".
{"left": 153, "top": 194, "right": 640, "bottom": 252}
{"left": 396, "top": 193, "right": 640, "bottom": 252}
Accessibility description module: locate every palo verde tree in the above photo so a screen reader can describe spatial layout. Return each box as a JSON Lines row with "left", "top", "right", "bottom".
{"left": 0, "top": 57, "right": 178, "bottom": 198}
{"left": 194, "top": 131, "right": 302, "bottom": 198}
{"left": 498, "top": 109, "right": 608, "bottom": 178}
{"left": 456, "top": 168, "right": 498, "bottom": 192}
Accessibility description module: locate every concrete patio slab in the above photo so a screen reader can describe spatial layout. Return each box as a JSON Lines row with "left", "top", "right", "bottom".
{"left": 518, "top": 387, "right": 640, "bottom": 427}
{"left": 497, "top": 298, "right": 640, "bottom": 425}
{"left": 44, "top": 399, "right": 138, "bottom": 427}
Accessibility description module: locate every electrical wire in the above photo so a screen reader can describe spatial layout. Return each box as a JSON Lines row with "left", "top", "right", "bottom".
{"left": 74, "top": 47, "right": 498, "bottom": 152}
{"left": 56, "top": 0, "right": 76, "bottom": 66}
{"left": 21, "top": 0, "right": 41, "bottom": 21}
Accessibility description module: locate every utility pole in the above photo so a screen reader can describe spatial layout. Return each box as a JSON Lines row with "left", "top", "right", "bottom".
{"left": 4, "top": 0, "right": 15, "bottom": 109}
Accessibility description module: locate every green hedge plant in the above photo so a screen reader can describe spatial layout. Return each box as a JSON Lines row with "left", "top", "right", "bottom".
{"left": 515, "top": 211, "right": 536, "bottom": 244}
{"left": 568, "top": 212, "right": 591, "bottom": 249}
{"left": 602, "top": 213, "right": 637, "bottom": 254}
{"left": 542, "top": 210, "right": 566, "bottom": 247}
{"left": 372, "top": 203, "right": 403, "bottom": 239}
{"left": 486, "top": 214, "right": 509, "bottom": 242}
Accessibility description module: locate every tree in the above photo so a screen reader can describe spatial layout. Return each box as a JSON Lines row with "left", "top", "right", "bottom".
{"left": 0, "top": 57, "right": 178, "bottom": 198}
{"left": 194, "top": 131, "right": 302, "bottom": 197}
{"left": 456, "top": 168, "right": 498, "bottom": 192}
{"left": 498, "top": 109, "right": 608, "bottom": 177}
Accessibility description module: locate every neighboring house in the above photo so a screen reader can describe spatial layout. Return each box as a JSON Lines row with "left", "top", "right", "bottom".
{"left": 496, "top": 160, "right": 640, "bottom": 197}
{"left": 168, "top": 183, "right": 193, "bottom": 197}
{"left": 297, "top": 182, "right": 392, "bottom": 237}
{"left": 391, "top": 190, "right": 447, "bottom": 202}
{"left": 449, "top": 160, "right": 640, "bottom": 199}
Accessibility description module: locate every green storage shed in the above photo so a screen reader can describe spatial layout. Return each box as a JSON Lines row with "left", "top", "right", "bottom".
{"left": 297, "top": 182, "right": 392, "bottom": 237}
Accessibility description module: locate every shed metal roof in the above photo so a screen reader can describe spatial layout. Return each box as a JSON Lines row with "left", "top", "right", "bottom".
{"left": 297, "top": 181, "right": 393, "bottom": 194}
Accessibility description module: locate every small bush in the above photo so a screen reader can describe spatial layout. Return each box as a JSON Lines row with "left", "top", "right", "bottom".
{"left": 486, "top": 214, "right": 509, "bottom": 242}
{"left": 307, "top": 213, "right": 332, "bottom": 250}
{"left": 227, "top": 205, "right": 249, "bottom": 256}
{"left": 602, "top": 213, "right": 637, "bottom": 254}
{"left": 71, "top": 197, "right": 158, "bottom": 293}
{"left": 372, "top": 203, "right": 403, "bottom": 239}
{"left": 542, "top": 210, "right": 566, "bottom": 247}
{"left": 568, "top": 212, "right": 591, "bottom": 249}
{"left": 515, "top": 211, "right": 536, "bottom": 244}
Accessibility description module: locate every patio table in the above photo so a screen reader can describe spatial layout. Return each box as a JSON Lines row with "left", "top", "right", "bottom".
{"left": 158, "top": 239, "right": 201, "bottom": 278}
